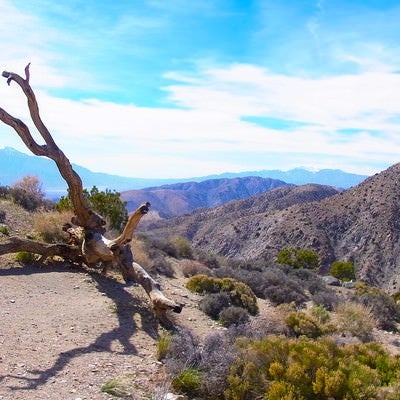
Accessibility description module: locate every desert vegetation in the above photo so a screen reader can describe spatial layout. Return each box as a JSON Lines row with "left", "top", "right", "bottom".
{"left": 2, "top": 182, "right": 400, "bottom": 398}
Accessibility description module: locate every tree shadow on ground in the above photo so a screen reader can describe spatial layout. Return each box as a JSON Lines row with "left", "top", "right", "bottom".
{"left": 0, "top": 262, "right": 172, "bottom": 391}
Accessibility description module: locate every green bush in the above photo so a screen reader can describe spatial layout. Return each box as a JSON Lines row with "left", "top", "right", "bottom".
{"left": 186, "top": 274, "right": 258, "bottom": 315}
{"left": 285, "top": 310, "right": 325, "bottom": 338}
{"left": 171, "top": 368, "right": 201, "bottom": 397}
{"left": 276, "top": 247, "right": 320, "bottom": 269}
{"left": 0, "top": 225, "right": 9, "bottom": 235}
{"left": 56, "top": 186, "right": 128, "bottom": 231}
{"left": 224, "top": 336, "right": 400, "bottom": 400}
{"left": 156, "top": 333, "right": 172, "bottom": 361}
{"left": 310, "top": 305, "right": 330, "bottom": 324}
{"left": 15, "top": 252, "right": 37, "bottom": 264}
{"left": 330, "top": 261, "right": 356, "bottom": 281}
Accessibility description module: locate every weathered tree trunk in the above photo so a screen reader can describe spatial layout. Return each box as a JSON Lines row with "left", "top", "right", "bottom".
{"left": 0, "top": 64, "right": 182, "bottom": 323}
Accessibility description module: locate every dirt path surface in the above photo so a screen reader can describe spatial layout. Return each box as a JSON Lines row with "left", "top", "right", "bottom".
{"left": 0, "top": 263, "right": 168, "bottom": 400}
{"left": 0, "top": 258, "right": 220, "bottom": 400}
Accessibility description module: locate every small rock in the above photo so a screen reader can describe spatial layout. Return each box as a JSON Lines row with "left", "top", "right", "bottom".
{"left": 164, "top": 393, "right": 187, "bottom": 400}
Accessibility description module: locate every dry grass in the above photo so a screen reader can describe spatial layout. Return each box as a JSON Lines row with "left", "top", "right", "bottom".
{"left": 333, "top": 302, "right": 377, "bottom": 342}
{"left": 32, "top": 210, "right": 73, "bottom": 243}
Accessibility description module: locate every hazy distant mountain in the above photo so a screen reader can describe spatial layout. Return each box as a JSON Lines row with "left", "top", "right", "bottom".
{"left": 0, "top": 147, "right": 178, "bottom": 198}
{"left": 0, "top": 147, "right": 368, "bottom": 199}
{"left": 196, "top": 168, "right": 367, "bottom": 188}
{"left": 121, "top": 176, "right": 291, "bottom": 217}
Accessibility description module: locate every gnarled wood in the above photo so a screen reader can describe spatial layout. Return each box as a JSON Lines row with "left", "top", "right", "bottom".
{"left": 0, "top": 64, "right": 183, "bottom": 323}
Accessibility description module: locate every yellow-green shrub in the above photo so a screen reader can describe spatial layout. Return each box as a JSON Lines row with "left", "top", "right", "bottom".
{"left": 186, "top": 274, "right": 258, "bottom": 315}
{"left": 171, "top": 368, "right": 201, "bottom": 397}
{"left": 224, "top": 336, "right": 400, "bottom": 400}
{"left": 285, "top": 311, "right": 325, "bottom": 338}
{"left": 15, "top": 251, "right": 37, "bottom": 264}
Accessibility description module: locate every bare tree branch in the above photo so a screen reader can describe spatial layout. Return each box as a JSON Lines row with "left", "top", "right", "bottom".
{"left": 0, "top": 64, "right": 183, "bottom": 324}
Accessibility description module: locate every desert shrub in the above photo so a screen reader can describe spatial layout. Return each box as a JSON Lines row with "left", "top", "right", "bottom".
{"left": 198, "top": 332, "right": 238, "bottom": 397}
{"left": 224, "top": 336, "right": 400, "bottom": 400}
{"left": 0, "top": 210, "right": 6, "bottom": 222}
{"left": 311, "top": 288, "right": 340, "bottom": 310}
{"left": 171, "top": 368, "right": 201, "bottom": 397}
{"left": 0, "top": 224, "right": 9, "bottom": 235}
{"left": 163, "top": 328, "right": 201, "bottom": 375}
{"left": 215, "top": 265, "right": 308, "bottom": 306}
{"left": 10, "top": 176, "right": 50, "bottom": 211}
{"left": 219, "top": 306, "right": 250, "bottom": 327}
{"left": 32, "top": 210, "right": 73, "bottom": 243}
{"left": 334, "top": 302, "right": 376, "bottom": 342}
{"left": 181, "top": 259, "right": 211, "bottom": 277}
{"left": 0, "top": 185, "right": 10, "bottom": 198}
{"left": 56, "top": 186, "right": 128, "bottom": 231}
{"left": 200, "top": 293, "right": 231, "bottom": 320}
{"left": 285, "top": 310, "right": 324, "bottom": 338}
{"left": 186, "top": 274, "right": 258, "bottom": 315}
{"left": 264, "top": 282, "right": 308, "bottom": 306}
{"left": 330, "top": 260, "right": 356, "bottom": 281}
{"left": 392, "top": 291, "right": 400, "bottom": 303}
{"left": 354, "top": 281, "right": 378, "bottom": 296}
{"left": 100, "top": 377, "right": 132, "bottom": 398}
{"left": 143, "top": 235, "right": 179, "bottom": 258}
{"left": 15, "top": 251, "right": 37, "bottom": 264}
{"left": 310, "top": 304, "right": 330, "bottom": 324}
{"left": 276, "top": 247, "right": 320, "bottom": 269}
{"left": 196, "top": 250, "right": 221, "bottom": 268}
{"left": 357, "top": 291, "right": 400, "bottom": 331}
{"left": 156, "top": 333, "right": 173, "bottom": 361}
{"left": 130, "top": 238, "right": 152, "bottom": 270}
{"left": 151, "top": 254, "right": 174, "bottom": 277}
{"left": 170, "top": 236, "right": 193, "bottom": 259}
{"left": 351, "top": 282, "right": 400, "bottom": 331}
{"left": 10, "top": 187, "right": 43, "bottom": 211}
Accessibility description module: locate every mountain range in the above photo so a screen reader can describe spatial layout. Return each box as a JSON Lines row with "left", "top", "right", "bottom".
{"left": 144, "top": 163, "right": 400, "bottom": 292}
{"left": 0, "top": 147, "right": 367, "bottom": 199}
{"left": 121, "top": 177, "right": 291, "bottom": 218}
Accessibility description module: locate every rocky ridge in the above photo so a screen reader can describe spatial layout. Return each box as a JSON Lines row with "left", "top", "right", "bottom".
{"left": 145, "top": 164, "right": 400, "bottom": 291}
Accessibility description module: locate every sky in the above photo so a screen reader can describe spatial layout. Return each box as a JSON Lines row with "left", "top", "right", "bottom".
{"left": 1, "top": 0, "right": 400, "bottom": 178}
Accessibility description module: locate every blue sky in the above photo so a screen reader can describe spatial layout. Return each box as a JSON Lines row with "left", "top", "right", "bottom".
{"left": 1, "top": 0, "right": 400, "bottom": 178}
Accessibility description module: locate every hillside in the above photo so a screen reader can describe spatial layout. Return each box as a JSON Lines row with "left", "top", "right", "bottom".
{"left": 121, "top": 176, "right": 291, "bottom": 217}
{"left": 145, "top": 164, "right": 400, "bottom": 291}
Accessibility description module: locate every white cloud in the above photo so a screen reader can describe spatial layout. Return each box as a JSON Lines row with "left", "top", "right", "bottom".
{"left": 1, "top": 61, "right": 400, "bottom": 177}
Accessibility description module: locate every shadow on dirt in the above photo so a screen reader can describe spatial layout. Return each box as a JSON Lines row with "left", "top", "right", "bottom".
{"left": 0, "top": 262, "right": 165, "bottom": 391}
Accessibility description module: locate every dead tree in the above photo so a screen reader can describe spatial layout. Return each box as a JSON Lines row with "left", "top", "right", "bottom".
{"left": 0, "top": 64, "right": 183, "bottom": 323}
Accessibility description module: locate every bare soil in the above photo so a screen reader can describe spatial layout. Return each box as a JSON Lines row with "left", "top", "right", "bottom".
{"left": 0, "top": 257, "right": 222, "bottom": 400}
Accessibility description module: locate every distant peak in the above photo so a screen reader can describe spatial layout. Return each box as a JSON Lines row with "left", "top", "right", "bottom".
{"left": 2, "top": 146, "right": 18, "bottom": 152}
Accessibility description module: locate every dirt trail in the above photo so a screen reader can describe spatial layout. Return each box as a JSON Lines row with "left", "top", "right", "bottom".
{"left": 0, "top": 263, "right": 170, "bottom": 400}
{"left": 0, "top": 257, "right": 222, "bottom": 400}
